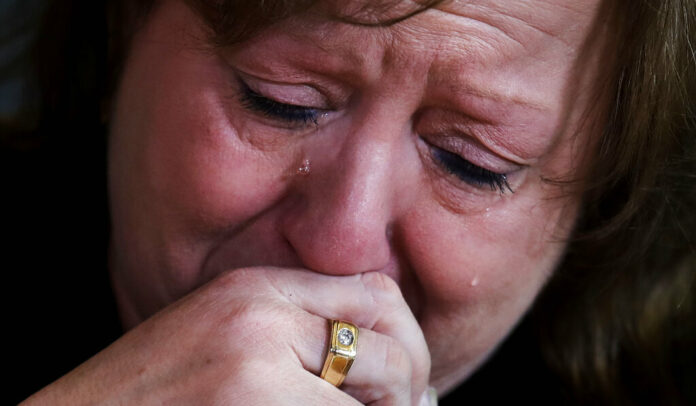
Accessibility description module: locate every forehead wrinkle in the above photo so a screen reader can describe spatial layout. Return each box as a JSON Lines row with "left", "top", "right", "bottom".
{"left": 430, "top": 7, "right": 527, "bottom": 52}
{"left": 492, "top": 5, "right": 598, "bottom": 50}
{"left": 413, "top": 31, "right": 549, "bottom": 111}
{"left": 418, "top": 1, "right": 602, "bottom": 112}
{"left": 434, "top": 0, "right": 598, "bottom": 50}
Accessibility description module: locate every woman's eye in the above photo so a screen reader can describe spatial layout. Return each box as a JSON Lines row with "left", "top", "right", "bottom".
{"left": 431, "top": 146, "right": 513, "bottom": 194}
{"left": 238, "top": 80, "right": 322, "bottom": 126}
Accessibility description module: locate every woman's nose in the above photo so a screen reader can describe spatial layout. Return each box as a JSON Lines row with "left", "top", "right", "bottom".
{"left": 281, "top": 134, "right": 397, "bottom": 276}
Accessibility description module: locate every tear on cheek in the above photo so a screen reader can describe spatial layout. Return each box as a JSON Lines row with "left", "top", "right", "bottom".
{"left": 469, "top": 275, "right": 480, "bottom": 287}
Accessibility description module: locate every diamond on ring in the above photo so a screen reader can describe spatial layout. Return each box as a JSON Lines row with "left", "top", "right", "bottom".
{"left": 321, "top": 320, "right": 358, "bottom": 387}
{"left": 337, "top": 328, "right": 354, "bottom": 346}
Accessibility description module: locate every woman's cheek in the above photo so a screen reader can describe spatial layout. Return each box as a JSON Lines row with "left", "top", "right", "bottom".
{"left": 407, "top": 188, "right": 577, "bottom": 382}
{"left": 407, "top": 186, "right": 574, "bottom": 313}
{"left": 118, "top": 14, "right": 300, "bottom": 244}
{"left": 119, "top": 73, "right": 299, "bottom": 296}
{"left": 142, "top": 86, "right": 290, "bottom": 235}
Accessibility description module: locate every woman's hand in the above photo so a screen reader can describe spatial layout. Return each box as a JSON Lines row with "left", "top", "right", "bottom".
{"left": 22, "top": 268, "right": 432, "bottom": 405}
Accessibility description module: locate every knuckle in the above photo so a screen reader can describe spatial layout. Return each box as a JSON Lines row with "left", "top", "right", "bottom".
{"left": 214, "top": 267, "right": 263, "bottom": 290}
{"left": 360, "top": 271, "right": 400, "bottom": 295}
{"left": 209, "top": 267, "right": 281, "bottom": 303}
{"left": 191, "top": 267, "right": 297, "bottom": 352}
{"left": 359, "top": 271, "right": 404, "bottom": 310}
{"left": 213, "top": 299, "right": 285, "bottom": 346}
{"left": 218, "top": 301, "right": 269, "bottom": 341}
{"left": 380, "top": 335, "right": 413, "bottom": 388}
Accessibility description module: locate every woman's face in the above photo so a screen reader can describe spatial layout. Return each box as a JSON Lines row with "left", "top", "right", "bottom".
{"left": 109, "top": 0, "right": 606, "bottom": 392}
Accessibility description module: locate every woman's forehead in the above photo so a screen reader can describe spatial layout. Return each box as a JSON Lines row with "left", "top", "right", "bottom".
{"left": 319, "top": 0, "right": 603, "bottom": 47}
{"left": 184, "top": 0, "right": 604, "bottom": 49}
{"left": 241, "top": 0, "right": 605, "bottom": 62}
{"left": 322, "top": 0, "right": 600, "bottom": 33}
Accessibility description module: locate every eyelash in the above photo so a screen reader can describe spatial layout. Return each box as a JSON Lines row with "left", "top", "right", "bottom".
{"left": 431, "top": 147, "right": 512, "bottom": 194}
{"left": 238, "top": 80, "right": 512, "bottom": 194}
{"left": 239, "top": 80, "right": 321, "bottom": 125}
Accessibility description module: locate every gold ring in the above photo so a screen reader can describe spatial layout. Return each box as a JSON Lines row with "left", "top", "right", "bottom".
{"left": 320, "top": 320, "right": 358, "bottom": 387}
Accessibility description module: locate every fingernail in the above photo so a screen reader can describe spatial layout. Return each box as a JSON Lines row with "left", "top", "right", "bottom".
{"left": 419, "top": 386, "right": 438, "bottom": 406}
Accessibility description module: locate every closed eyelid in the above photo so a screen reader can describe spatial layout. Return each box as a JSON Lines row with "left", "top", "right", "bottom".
{"left": 232, "top": 67, "right": 337, "bottom": 109}
{"left": 239, "top": 79, "right": 310, "bottom": 109}
{"left": 415, "top": 107, "right": 538, "bottom": 165}
{"left": 238, "top": 79, "right": 323, "bottom": 125}
{"left": 425, "top": 139, "right": 514, "bottom": 194}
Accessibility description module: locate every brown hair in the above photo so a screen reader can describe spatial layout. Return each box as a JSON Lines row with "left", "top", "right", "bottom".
{"left": 13, "top": 0, "right": 696, "bottom": 403}
{"left": 535, "top": 0, "right": 696, "bottom": 403}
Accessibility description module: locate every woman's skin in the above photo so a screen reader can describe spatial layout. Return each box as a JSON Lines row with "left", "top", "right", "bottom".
{"left": 26, "top": 0, "right": 609, "bottom": 404}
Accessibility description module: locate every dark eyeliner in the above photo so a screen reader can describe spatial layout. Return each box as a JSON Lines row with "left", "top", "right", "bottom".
{"left": 432, "top": 147, "right": 513, "bottom": 193}
{"left": 238, "top": 79, "right": 320, "bottom": 125}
